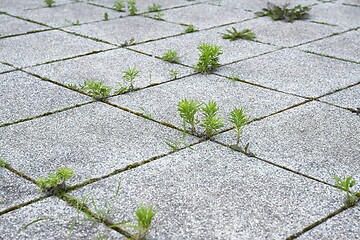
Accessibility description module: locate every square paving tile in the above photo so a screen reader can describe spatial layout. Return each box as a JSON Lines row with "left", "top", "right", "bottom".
{"left": 71, "top": 141, "right": 342, "bottom": 239}
{"left": 14, "top": 2, "right": 123, "bottom": 28}
{"left": 0, "top": 71, "right": 91, "bottom": 125}
{"left": 0, "top": 168, "right": 40, "bottom": 212}
{"left": 27, "top": 48, "right": 192, "bottom": 89}
{"left": 0, "top": 14, "right": 48, "bottom": 37}
{"left": 0, "top": 197, "right": 124, "bottom": 239}
{"left": 217, "top": 48, "right": 360, "bottom": 98}
{"left": 320, "top": 84, "right": 360, "bottom": 110}
{"left": 65, "top": 16, "right": 184, "bottom": 45}
{"left": 109, "top": 74, "right": 304, "bottom": 129}
{"left": 129, "top": 25, "right": 279, "bottom": 66}
{"left": 0, "top": 30, "right": 112, "bottom": 68}
{"left": 299, "top": 29, "right": 360, "bottom": 63}
{"left": 215, "top": 101, "right": 360, "bottom": 183}
{"left": 0, "top": 102, "right": 199, "bottom": 185}
{"left": 0, "top": 0, "right": 72, "bottom": 12}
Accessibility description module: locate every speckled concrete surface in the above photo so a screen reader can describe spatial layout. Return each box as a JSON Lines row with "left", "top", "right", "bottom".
{"left": 1, "top": 0, "right": 359, "bottom": 239}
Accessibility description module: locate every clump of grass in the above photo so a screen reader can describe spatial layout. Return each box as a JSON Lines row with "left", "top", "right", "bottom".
{"left": 255, "top": 2, "right": 311, "bottom": 22}
{"left": 184, "top": 24, "right": 197, "bottom": 33}
{"left": 334, "top": 175, "right": 360, "bottom": 207}
{"left": 123, "top": 66, "right": 140, "bottom": 90}
{"left": 194, "top": 43, "right": 223, "bottom": 73}
{"left": 36, "top": 167, "right": 74, "bottom": 195}
{"left": 114, "top": 0, "right": 126, "bottom": 11}
{"left": 81, "top": 80, "right": 112, "bottom": 100}
{"left": 127, "top": 0, "right": 139, "bottom": 15}
{"left": 178, "top": 99, "right": 201, "bottom": 134}
{"left": 125, "top": 204, "right": 157, "bottom": 240}
{"left": 200, "top": 100, "right": 224, "bottom": 137}
{"left": 161, "top": 50, "right": 180, "bottom": 63}
{"left": 44, "top": 0, "right": 55, "bottom": 7}
{"left": 148, "top": 3, "right": 161, "bottom": 12}
{"left": 222, "top": 27, "right": 256, "bottom": 41}
{"left": 229, "top": 107, "right": 249, "bottom": 145}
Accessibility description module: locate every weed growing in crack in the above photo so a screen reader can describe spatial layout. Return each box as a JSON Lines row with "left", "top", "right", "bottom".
{"left": 229, "top": 107, "right": 249, "bottom": 145}
{"left": 124, "top": 204, "right": 157, "bottom": 240}
{"left": 194, "top": 43, "right": 223, "bottom": 73}
{"left": 222, "top": 27, "right": 256, "bottom": 41}
{"left": 334, "top": 175, "right": 360, "bottom": 207}
{"left": 148, "top": 3, "right": 161, "bottom": 12}
{"left": 121, "top": 37, "right": 136, "bottom": 47}
{"left": 81, "top": 80, "right": 112, "bottom": 100}
{"left": 44, "top": 0, "right": 55, "bottom": 7}
{"left": 114, "top": 0, "right": 126, "bottom": 12}
{"left": 104, "top": 12, "right": 109, "bottom": 21}
{"left": 184, "top": 24, "right": 197, "bottom": 33}
{"left": 65, "top": 19, "right": 80, "bottom": 26}
{"left": 127, "top": 0, "right": 139, "bottom": 15}
{"left": 36, "top": 167, "right": 73, "bottom": 196}
{"left": 122, "top": 66, "right": 140, "bottom": 90}
{"left": 162, "top": 50, "right": 180, "bottom": 63}
{"left": 178, "top": 98, "right": 201, "bottom": 134}
{"left": 153, "top": 12, "right": 165, "bottom": 20}
{"left": 255, "top": 2, "right": 311, "bottom": 22}
{"left": 138, "top": 107, "right": 152, "bottom": 119}
{"left": 200, "top": 100, "right": 224, "bottom": 137}
{"left": 169, "top": 69, "right": 179, "bottom": 79}
{"left": 0, "top": 159, "right": 7, "bottom": 167}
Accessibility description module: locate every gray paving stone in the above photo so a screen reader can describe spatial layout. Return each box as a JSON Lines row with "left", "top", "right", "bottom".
{"left": 0, "top": 197, "right": 124, "bottom": 239}
{"left": 0, "top": 0, "right": 72, "bottom": 12}
{"left": 0, "top": 63, "right": 14, "bottom": 73}
{"left": 0, "top": 102, "right": 199, "bottom": 185}
{"left": 298, "top": 30, "right": 360, "bottom": 63}
{"left": 212, "top": 0, "right": 317, "bottom": 11}
{"left": 339, "top": 0, "right": 360, "bottom": 6}
{"left": 109, "top": 74, "right": 304, "bottom": 129}
{"left": 0, "top": 30, "right": 112, "bottom": 67}
{"left": 0, "top": 71, "right": 91, "bottom": 125}
{"left": 217, "top": 48, "right": 360, "bottom": 98}
{"left": 321, "top": 84, "right": 360, "bottom": 110}
{"left": 130, "top": 25, "right": 279, "bottom": 66}
{"left": 27, "top": 48, "right": 192, "bottom": 89}
{"left": 310, "top": 3, "right": 360, "bottom": 28}
{"left": 14, "top": 2, "right": 123, "bottom": 28}
{"left": 0, "top": 14, "right": 48, "bottom": 37}
{"left": 0, "top": 168, "right": 40, "bottom": 212}
{"left": 71, "top": 141, "right": 343, "bottom": 239}
{"left": 215, "top": 101, "right": 360, "bottom": 183}
{"left": 298, "top": 206, "right": 360, "bottom": 240}
{"left": 65, "top": 16, "right": 184, "bottom": 45}
{"left": 148, "top": 3, "right": 253, "bottom": 30}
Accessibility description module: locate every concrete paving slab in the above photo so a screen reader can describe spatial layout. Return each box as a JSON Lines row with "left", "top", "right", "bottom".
{"left": 310, "top": 3, "right": 360, "bottom": 28}
{"left": 0, "top": 63, "right": 14, "bottom": 73}
{"left": 65, "top": 16, "right": 184, "bottom": 45}
{"left": 339, "top": 0, "right": 360, "bottom": 6}
{"left": 211, "top": 0, "right": 317, "bottom": 11}
{"left": 0, "top": 0, "right": 72, "bottom": 12}
{"left": 71, "top": 141, "right": 343, "bottom": 239}
{"left": 0, "top": 197, "right": 124, "bottom": 239}
{"left": 217, "top": 48, "right": 360, "bottom": 98}
{"left": 298, "top": 30, "right": 360, "bottom": 63}
{"left": 14, "top": 2, "right": 123, "bottom": 28}
{"left": 0, "top": 14, "right": 48, "bottom": 37}
{"left": 0, "top": 102, "right": 199, "bottom": 185}
{"left": 320, "top": 84, "right": 360, "bottom": 110}
{"left": 0, "top": 30, "right": 112, "bottom": 68}
{"left": 27, "top": 48, "right": 192, "bottom": 89}
{"left": 129, "top": 25, "right": 279, "bottom": 66}
{"left": 0, "top": 168, "right": 40, "bottom": 212}
{"left": 109, "top": 74, "right": 304, "bottom": 129}
{"left": 0, "top": 71, "right": 91, "bottom": 125}
{"left": 215, "top": 101, "right": 360, "bottom": 183}
{"left": 148, "top": 3, "right": 253, "bottom": 30}
{"left": 298, "top": 206, "right": 360, "bottom": 239}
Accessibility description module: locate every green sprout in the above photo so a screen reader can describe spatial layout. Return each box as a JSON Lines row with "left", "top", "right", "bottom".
{"left": 229, "top": 107, "right": 249, "bottom": 145}
{"left": 334, "top": 175, "right": 359, "bottom": 206}
{"left": 153, "top": 12, "right": 165, "bottom": 20}
{"left": 178, "top": 99, "right": 201, "bottom": 134}
{"left": 200, "top": 100, "right": 224, "bottom": 137}
{"left": 127, "top": 0, "right": 138, "bottom": 15}
{"left": 114, "top": 0, "right": 126, "bottom": 12}
{"left": 184, "top": 24, "right": 197, "bottom": 33}
{"left": 148, "top": 3, "right": 161, "bottom": 12}
{"left": 123, "top": 66, "right": 140, "bottom": 90}
{"left": 255, "top": 2, "right": 311, "bottom": 22}
{"left": 44, "top": 0, "right": 55, "bottom": 7}
{"left": 161, "top": 50, "right": 180, "bottom": 63}
{"left": 0, "top": 159, "right": 7, "bottom": 168}
{"left": 222, "top": 27, "right": 256, "bottom": 41}
{"left": 169, "top": 69, "right": 179, "bottom": 79}
{"left": 81, "top": 80, "right": 112, "bottom": 100}
{"left": 126, "top": 204, "right": 157, "bottom": 240}
{"left": 36, "top": 167, "right": 74, "bottom": 195}
{"left": 194, "top": 43, "right": 223, "bottom": 73}
{"left": 104, "top": 12, "right": 109, "bottom": 21}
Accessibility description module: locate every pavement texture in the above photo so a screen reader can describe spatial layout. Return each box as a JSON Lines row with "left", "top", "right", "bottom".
{"left": 0, "top": 0, "right": 359, "bottom": 239}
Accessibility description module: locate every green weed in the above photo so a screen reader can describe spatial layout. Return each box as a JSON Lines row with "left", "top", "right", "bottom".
{"left": 162, "top": 50, "right": 180, "bottom": 63}
{"left": 256, "top": 2, "right": 311, "bottom": 22}
{"left": 65, "top": 19, "right": 80, "bottom": 26}
{"left": 194, "top": 43, "right": 223, "bottom": 73}
{"left": 229, "top": 107, "right": 249, "bottom": 145}
{"left": 200, "top": 100, "right": 224, "bottom": 137}
{"left": 81, "top": 80, "right": 112, "bottom": 100}
{"left": 125, "top": 204, "right": 157, "bottom": 240}
{"left": 114, "top": 0, "right": 126, "bottom": 11}
{"left": 36, "top": 167, "right": 73, "bottom": 195}
{"left": 222, "top": 27, "right": 256, "bottom": 41}
{"left": 123, "top": 67, "right": 140, "bottom": 90}
{"left": 153, "top": 12, "right": 165, "bottom": 20}
{"left": 44, "top": 0, "right": 55, "bottom": 7}
{"left": 148, "top": 3, "right": 161, "bottom": 12}
{"left": 178, "top": 98, "right": 201, "bottom": 134}
{"left": 334, "top": 176, "right": 359, "bottom": 207}
{"left": 184, "top": 24, "right": 197, "bottom": 33}
{"left": 0, "top": 159, "right": 7, "bottom": 167}
{"left": 104, "top": 12, "right": 109, "bottom": 21}
{"left": 127, "top": 0, "right": 139, "bottom": 15}
{"left": 168, "top": 69, "right": 179, "bottom": 79}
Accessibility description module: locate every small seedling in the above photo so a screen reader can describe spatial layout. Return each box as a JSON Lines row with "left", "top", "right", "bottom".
{"left": 0, "top": 159, "right": 7, "bottom": 167}
{"left": 222, "top": 27, "right": 256, "bottom": 41}
{"left": 334, "top": 175, "right": 359, "bottom": 206}
{"left": 184, "top": 24, "right": 197, "bottom": 33}
{"left": 104, "top": 12, "right": 109, "bottom": 21}
{"left": 114, "top": 0, "right": 126, "bottom": 11}
{"left": 178, "top": 99, "right": 201, "bottom": 134}
{"left": 44, "top": 0, "right": 55, "bottom": 7}
{"left": 161, "top": 50, "right": 180, "bottom": 63}
{"left": 36, "top": 167, "right": 73, "bottom": 195}
{"left": 229, "top": 107, "right": 249, "bottom": 145}
{"left": 81, "top": 80, "right": 112, "bottom": 99}
{"left": 65, "top": 19, "right": 80, "bottom": 26}
{"left": 125, "top": 204, "right": 157, "bottom": 240}
{"left": 200, "top": 100, "right": 224, "bottom": 137}
{"left": 123, "top": 67, "right": 140, "bottom": 90}
{"left": 114, "top": 82, "right": 129, "bottom": 94}
{"left": 127, "top": 0, "right": 138, "bottom": 15}
{"left": 121, "top": 37, "right": 136, "bottom": 47}
{"left": 194, "top": 43, "right": 223, "bottom": 73}
{"left": 169, "top": 69, "right": 179, "bottom": 79}
{"left": 138, "top": 107, "right": 152, "bottom": 119}
{"left": 153, "top": 12, "right": 165, "bottom": 20}
{"left": 255, "top": 2, "right": 311, "bottom": 22}
{"left": 148, "top": 3, "right": 161, "bottom": 12}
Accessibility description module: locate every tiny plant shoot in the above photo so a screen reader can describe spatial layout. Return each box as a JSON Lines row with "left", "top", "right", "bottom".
{"left": 194, "top": 43, "right": 223, "bottom": 73}
{"left": 36, "top": 167, "right": 74, "bottom": 195}
{"left": 0, "top": 159, "right": 7, "bottom": 167}
{"left": 169, "top": 69, "right": 179, "bottom": 79}
{"left": 200, "top": 100, "right": 224, "bottom": 137}
{"left": 256, "top": 2, "right": 311, "bottom": 22}
{"left": 222, "top": 27, "right": 256, "bottom": 41}
{"left": 334, "top": 175, "right": 359, "bottom": 206}
{"left": 127, "top": 0, "right": 139, "bottom": 15}
{"left": 126, "top": 204, "right": 157, "bottom": 240}
{"left": 123, "top": 66, "right": 140, "bottom": 90}
{"left": 44, "top": 0, "right": 55, "bottom": 7}
{"left": 178, "top": 99, "right": 201, "bottom": 134}
{"left": 114, "top": 0, "right": 126, "bottom": 11}
{"left": 104, "top": 12, "right": 109, "bottom": 21}
{"left": 81, "top": 80, "right": 112, "bottom": 100}
{"left": 148, "top": 3, "right": 161, "bottom": 12}
{"left": 229, "top": 107, "right": 249, "bottom": 145}
{"left": 185, "top": 24, "right": 197, "bottom": 33}
{"left": 162, "top": 50, "right": 180, "bottom": 63}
